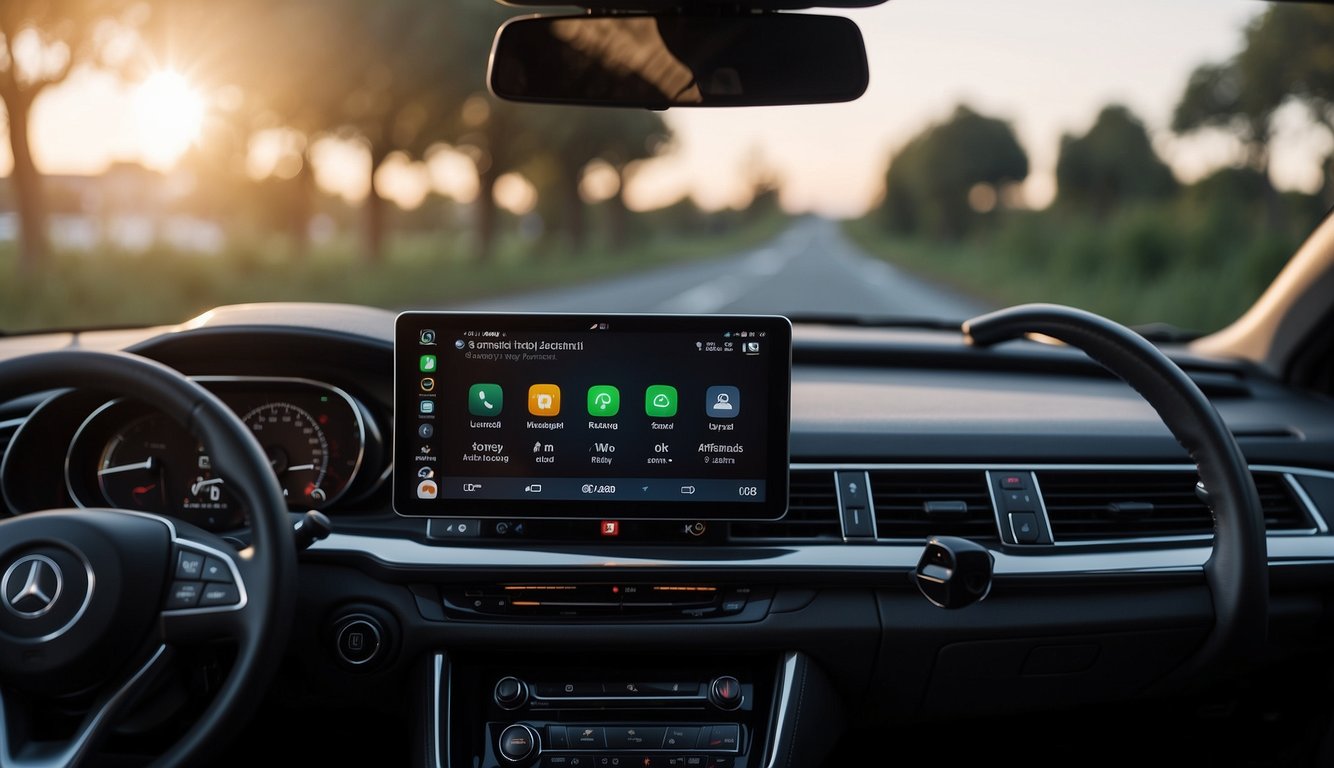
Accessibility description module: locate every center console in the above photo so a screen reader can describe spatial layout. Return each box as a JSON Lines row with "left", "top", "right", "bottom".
{"left": 395, "top": 314, "right": 811, "bottom": 768}
{"left": 436, "top": 653, "right": 784, "bottom": 768}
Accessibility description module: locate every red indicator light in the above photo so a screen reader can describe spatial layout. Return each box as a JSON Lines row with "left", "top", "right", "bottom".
{"left": 601, "top": 520, "right": 619, "bottom": 537}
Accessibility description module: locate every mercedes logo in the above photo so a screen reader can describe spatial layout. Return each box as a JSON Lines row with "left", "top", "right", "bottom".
{"left": 2, "top": 554, "right": 64, "bottom": 619}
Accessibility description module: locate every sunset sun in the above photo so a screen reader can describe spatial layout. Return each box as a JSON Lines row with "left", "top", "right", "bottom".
{"left": 132, "top": 70, "right": 206, "bottom": 169}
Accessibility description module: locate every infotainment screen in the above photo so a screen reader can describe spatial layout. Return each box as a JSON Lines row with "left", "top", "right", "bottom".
{"left": 393, "top": 313, "right": 791, "bottom": 520}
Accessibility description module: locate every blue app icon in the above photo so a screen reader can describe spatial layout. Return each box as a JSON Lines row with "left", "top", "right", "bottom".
{"left": 419, "top": 399, "right": 435, "bottom": 414}
{"left": 705, "top": 386, "right": 740, "bottom": 418}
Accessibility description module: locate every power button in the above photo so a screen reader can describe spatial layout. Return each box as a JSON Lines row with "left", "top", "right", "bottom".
{"left": 335, "top": 615, "right": 383, "bottom": 666}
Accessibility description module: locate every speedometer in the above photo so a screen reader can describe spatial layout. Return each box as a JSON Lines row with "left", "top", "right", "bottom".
{"left": 242, "top": 402, "right": 333, "bottom": 507}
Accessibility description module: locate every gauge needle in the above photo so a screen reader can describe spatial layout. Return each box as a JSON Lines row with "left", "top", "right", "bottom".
{"left": 190, "top": 477, "right": 225, "bottom": 495}
{"left": 286, "top": 464, "right": 316, "bottom": 473}
{"left": 98, "top": 458, "right": 155, "bottom": 476}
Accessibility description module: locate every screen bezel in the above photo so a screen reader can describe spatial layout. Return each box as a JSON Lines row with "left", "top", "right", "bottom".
{"left": 392, "top": 312, "right": 792, "bottom": 521}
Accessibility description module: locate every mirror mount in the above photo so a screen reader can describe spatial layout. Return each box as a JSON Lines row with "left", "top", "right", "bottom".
{"left": 488, "top": 11, "right": 871, "bottom": 108}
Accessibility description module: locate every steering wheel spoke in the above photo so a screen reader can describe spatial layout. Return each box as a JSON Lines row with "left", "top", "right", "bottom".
{"left": 0, "top": 645, "right": 175, "bottom": 768}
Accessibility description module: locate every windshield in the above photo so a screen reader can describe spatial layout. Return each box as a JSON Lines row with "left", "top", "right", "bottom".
{"left": 0, "top": 0, "right": 1330, "bottom": 334}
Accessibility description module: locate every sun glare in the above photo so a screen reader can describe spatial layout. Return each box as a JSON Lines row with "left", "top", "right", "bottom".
{"left": 132, "top": 70, "right": 206, "bottom": 170}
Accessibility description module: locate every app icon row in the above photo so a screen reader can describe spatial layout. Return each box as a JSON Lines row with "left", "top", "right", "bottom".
{"left": 421, "top": 382, "right": 741, "bottom": 419}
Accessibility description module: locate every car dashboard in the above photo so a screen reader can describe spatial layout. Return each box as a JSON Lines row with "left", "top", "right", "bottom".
{"left": 3, "top": 302, "right": 1334, "bottom": 767}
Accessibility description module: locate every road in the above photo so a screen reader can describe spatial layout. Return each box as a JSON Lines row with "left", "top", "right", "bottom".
{"left": 459, "top": 217, "right": 989, "bottom": 319}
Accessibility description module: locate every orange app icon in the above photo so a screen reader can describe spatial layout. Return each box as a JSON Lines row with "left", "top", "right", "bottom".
{"left": 528, "top": 384, "right": 561, "bottom": 417}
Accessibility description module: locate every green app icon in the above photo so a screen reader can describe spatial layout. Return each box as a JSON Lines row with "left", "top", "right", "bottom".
{"left": 644, "top": 385, "right": 678, "bottom": 418}
{"left": 587, "top": 385, "right": 620, "bottom": 417}
{"left": 419, "top": 354, "right": 438, "bottom": 373}
{"left": 469, "top": 383, "right": 503, "bottom": 416}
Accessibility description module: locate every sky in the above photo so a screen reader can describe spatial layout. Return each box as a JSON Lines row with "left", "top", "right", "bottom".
{"left": 3, "top": 0, "right": 1331, "bottom": 218}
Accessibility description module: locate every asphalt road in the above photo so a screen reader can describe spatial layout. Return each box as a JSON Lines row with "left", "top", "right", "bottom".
{"left": 459, "top": 217, "right": 989, "bottom": 320}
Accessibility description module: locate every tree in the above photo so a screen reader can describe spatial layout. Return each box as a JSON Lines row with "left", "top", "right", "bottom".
{"left": 1056, "top": 105, "right": 1176, "bottom": 217}
{"left": 881, "top": 105, "right": 1028, "bottom": 239}
{"left": 0, "top": 1, "right": 138, "bottom": 271}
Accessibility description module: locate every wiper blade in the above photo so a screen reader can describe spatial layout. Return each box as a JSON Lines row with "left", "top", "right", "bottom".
{"left": 786, "top": 313, "right": 964, "bottom": 331}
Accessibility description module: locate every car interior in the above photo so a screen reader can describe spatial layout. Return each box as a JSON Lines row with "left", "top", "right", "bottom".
{"left": 3, "top": 0, "right": 1334, "bottom": 767}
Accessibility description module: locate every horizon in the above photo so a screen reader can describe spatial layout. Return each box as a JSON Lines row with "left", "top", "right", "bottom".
{"left": 1, "top": 0, "right": 1330, "bottom": 219}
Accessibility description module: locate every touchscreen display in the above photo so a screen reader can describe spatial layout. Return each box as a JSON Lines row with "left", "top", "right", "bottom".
{"left": 393, "top": 313, "right": 791, "bottom": 520}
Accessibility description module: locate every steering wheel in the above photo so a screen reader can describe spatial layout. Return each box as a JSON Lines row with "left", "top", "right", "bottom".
{"left": 964, "top": 304, "right": 1268, "bottom": 677}
{"left": 0, "top": 351, "right": 296, "bottom": 767}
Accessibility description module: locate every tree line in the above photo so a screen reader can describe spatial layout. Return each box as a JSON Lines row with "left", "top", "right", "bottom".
{"left": 0, "top": 0, "right": 672, "bottom": 272}
{"left": 878, "top": 3, "right": 1334, "bottom": 241}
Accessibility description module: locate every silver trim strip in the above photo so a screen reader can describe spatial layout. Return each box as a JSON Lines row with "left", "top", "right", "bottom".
{"left": 432, "top": 653, "right": 447, "bottom": 768}
{"left": 0, "top": 418, "right": 25, "bottom": 432}
{"left": 1285, "top": 473, "right": 1329, "bottom": 534}
{"left": 307, "top": 531, "right": 1334, "bottom": 576}
{"left": 763, "top": 652, "right": 800, "bottom": 768}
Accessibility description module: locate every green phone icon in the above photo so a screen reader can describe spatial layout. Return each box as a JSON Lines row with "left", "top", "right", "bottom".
{"left": 645, "top": 385, "right": 678, "bottom": 418}
{"left": 419, "top": 354, "right": 438, "bottom": 373}
{"left": 587, "top": 385, "right": 620, "bottom": 417}
{"left": 469, "top": 383, "right": 503, "bottom": 416}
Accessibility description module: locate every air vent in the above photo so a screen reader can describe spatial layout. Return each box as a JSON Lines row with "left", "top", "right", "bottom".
{"left": 1038, "top": 470, "right": 1311, "bottom": 541}
{"left": 728, "top": 470, "right": 841, "bottom": 542}
{"left": 870, "top": 470, "right": 998, "bottom": 540}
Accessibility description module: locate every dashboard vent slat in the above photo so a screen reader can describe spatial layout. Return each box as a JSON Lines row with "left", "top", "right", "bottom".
{"left": 1039, "top": 470, "right": 1311, "bottom": 541}
{"left": 728, "top": 470, "right": 841, "bottom": 542}
{"left": 871, "top": 470, "right": 998, "bottom": 540}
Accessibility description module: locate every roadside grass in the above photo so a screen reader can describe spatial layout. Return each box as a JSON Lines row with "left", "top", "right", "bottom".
{"left": 0, "top": 215, "right": 787, "bottom": 332}
{"left": 843, "top": 207, "right": 1306, "bottom": 334}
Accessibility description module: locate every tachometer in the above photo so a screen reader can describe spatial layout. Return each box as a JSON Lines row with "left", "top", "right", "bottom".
{"left": 242, "top": 402, "right": 332, "bottom": 507}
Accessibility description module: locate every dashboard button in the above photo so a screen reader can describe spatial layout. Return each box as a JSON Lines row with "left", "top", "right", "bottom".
{"left": 542, "top": 757, "right": 571, "bottom": 767}
{"left": 499, "top": 724, "right": 539, "bottom": 762}
{"left": 569, "top": 726, "right": 606, "bottom": 749}
{"left": 1009, "top": 511, "right": 1041, "bottom": 544}
{"left": 702, "top": 725, "right": 740, "bottom": 752}
{"left": 684, "top": 757, "right": 705, "bottom": 767}
{"left": 165, "top": 581, "right": 202, "bottom": 609}
{"left": 535, "top": 682, "right": 601, "bottom": 697}
{"left": 175, "top": 550, "right": 205, "bottom": 579}
{"left": 198, "top": 582, "right": 240, "bottom": 607}
{"left": 335, "top": 617, "right": 382, "bottom": 665}
{"left": 1000, "top": 473, "right": 1028, "bottom": 490}
{"left": 705, "top": 758, "right": 733, "bottom": 768}
{"left": 606, "top": 726, "right": 664, "bottom": 749}
{"left": 662, "top": 726, "right": 699, "bottom": 749}
{"left": 1003, "top": 490, "right": 1037, "bottom": 511}
{"left": 547, "top": 725, "right": 568, "bottom": 749}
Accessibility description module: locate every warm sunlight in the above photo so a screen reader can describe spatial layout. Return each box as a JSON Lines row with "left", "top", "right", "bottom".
{"left": 132, "top": 70, "right": 205, "bottom": 170}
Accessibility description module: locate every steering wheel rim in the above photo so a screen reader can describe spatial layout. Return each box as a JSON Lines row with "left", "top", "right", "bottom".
{"left": 0, "top": 350, "right": 296, "bottom": 767}
{"left": 964, "top": 303, "right": 1268, "bottom": 678}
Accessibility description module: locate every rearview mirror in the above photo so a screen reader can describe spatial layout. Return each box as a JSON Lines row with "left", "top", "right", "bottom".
{"left": 488, "top": 13, "right": 870, "bottom": 108}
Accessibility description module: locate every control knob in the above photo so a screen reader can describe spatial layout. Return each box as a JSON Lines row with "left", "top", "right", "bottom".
{"left": 708, "top": 675, "right": 743, "bottom": 710}
{"left": 494, "top": 676, "right": 529, "bottom": 710}
{"left": 498, "top": 723, "right": 540, "bottom": 763}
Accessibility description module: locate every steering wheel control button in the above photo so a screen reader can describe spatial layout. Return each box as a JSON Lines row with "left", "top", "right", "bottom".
{"left": 175, "top": 550, "right": 205, "bottom": 580}
{"left": 1010, "top": 511, "right": 1042, "bottom": 544}
{"left": 498, "top": 723, "right": 540, "bottom": 762}
{"left": 166, "top": 581, "right": 203, "bottom": 609}
{"left": 201, "top": 557, "right": 231, "bottom": 582}
{"left": 335, "top": 616, "right": 383, "bottom": 665}
{"left": 495, "top": 676, "right": 530, "bottom": 709}
{"left": 198, "top": 582, "right": 240, "bottom": 606}
{"left": 708, "top": 676, "right": 743, "bottom": 710}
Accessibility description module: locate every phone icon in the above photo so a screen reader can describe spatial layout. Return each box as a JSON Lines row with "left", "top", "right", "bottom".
{"left": 468, "top": 383, "right": 503, "bottom": 416}
{"left": 587, "top": 385, "right": 620, "bottom": 417}
{"left": 645, "top": 385, "right": 678, "bottom": 418}
{"left": 419, "top": 354, "right": 437, "bottom": 373}
{"left": 528, "top": 384, "right": 561, "bottom": 417}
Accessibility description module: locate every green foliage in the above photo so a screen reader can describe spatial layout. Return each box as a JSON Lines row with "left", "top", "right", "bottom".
{"left": 849, "top": 186, "right": 1323, "bottom": 333}
{"left": 0, "top": 211, "right": 788, "bottom": 332}
{"left": 1056, "top": 105, "right": 1176, "bottom": 216}
{"left": 882, "top": 105, "right": 1028, "bottom": 240}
